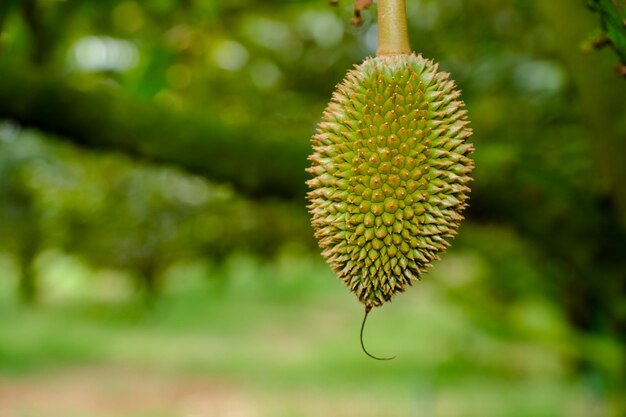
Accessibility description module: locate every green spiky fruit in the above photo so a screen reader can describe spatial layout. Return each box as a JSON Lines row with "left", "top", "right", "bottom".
{"left": 307, "top": 53, "right": 473, "bottom": 308}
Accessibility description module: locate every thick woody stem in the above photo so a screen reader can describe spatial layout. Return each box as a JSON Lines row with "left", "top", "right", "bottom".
{"left": 377, "top": 0, "right": 411, "bottom": 55}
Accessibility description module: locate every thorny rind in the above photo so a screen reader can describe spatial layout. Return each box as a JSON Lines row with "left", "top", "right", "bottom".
{"left": 306, "top": 54, "right": 474, "bottom": 308}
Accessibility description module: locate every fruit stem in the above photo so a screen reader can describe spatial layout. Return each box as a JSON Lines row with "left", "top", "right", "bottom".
{"left": 360, "top": 305, "right": 396, "bottom": 361}
{"left": 376, "top": 0, "right": 411, "bottom": 56}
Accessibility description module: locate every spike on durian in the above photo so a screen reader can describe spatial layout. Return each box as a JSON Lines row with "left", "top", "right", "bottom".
{"left": 306, "top": 53, "right": 474, "bottom": 308}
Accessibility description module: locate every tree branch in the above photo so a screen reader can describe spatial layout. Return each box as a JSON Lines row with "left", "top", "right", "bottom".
{"left": 0, "top": 67, "right": 310, "bottom": 200}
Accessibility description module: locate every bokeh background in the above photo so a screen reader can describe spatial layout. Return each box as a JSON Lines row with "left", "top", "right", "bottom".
{"left": 1, "top": 0, "right": 625, "bottom": 416}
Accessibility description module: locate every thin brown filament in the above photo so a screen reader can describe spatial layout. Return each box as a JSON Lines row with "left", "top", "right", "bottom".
{"left": 360, "top": 305, "right": 396, "bottom": 360}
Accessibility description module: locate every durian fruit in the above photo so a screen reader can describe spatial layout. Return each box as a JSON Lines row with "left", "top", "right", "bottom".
{"left": 307, "top": 54, "right": 473, "bottom": 307}
{"left": 306, "top": 0, "right": 473, "bottom": 357}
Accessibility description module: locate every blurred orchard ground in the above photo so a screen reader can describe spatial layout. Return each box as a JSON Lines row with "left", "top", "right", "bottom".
{"left": 0, "top": 1, "right": 625, "bottom": 416}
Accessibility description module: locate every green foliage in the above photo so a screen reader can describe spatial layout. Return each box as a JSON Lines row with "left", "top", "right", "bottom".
{"left": 588, "top": 0, "right": 626, "bottom": 68}
{"left": 0, "top": 0, "right": 624, "bottom": 411}
{"left": 0, "top": 252, "right": 624, "bottom": 415}
{"left": 0, "top": 127, "right": 312, "bottom": 300}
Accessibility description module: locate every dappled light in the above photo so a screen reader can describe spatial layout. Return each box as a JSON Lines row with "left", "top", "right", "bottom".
{"left": 0, "top": 0, "right": 625, "bottom": 416}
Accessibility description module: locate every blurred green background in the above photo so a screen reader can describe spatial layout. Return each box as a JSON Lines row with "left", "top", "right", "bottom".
{"left": 0, "top": 0, "right": 625, "bottom": 416}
